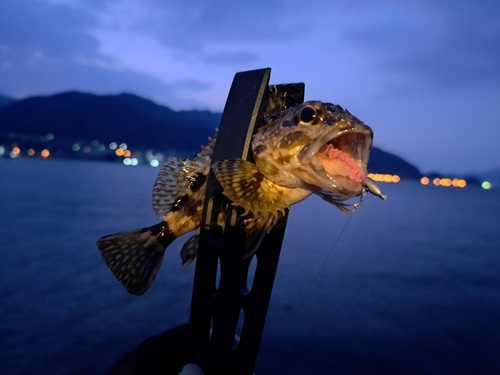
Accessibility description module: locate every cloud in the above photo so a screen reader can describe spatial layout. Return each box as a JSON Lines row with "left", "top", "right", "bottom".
{"left": 132, "top": 0, "right": 305, "bottom": 46}
{"left": 199, "top": 51, "right": 259, "bottom": 65}
{"left": 341, "top": 0, "right": 500, "bottom": 90}
{"left": 0, "top": 0, "right": 98, "bottom": 58}
{"left": 0, "top": 0, "right": 219, "bottom": 107}
{"left": 0, "top": 52, "right": 212, "bottom": 108}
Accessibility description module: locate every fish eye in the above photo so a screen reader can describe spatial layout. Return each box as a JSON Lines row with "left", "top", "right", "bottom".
{"left": 299, "top": 106, "right": 318, "bottom": 124}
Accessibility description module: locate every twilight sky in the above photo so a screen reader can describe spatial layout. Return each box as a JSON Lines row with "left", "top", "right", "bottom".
{"left": 1, "top": 0, "right": 499, "bottom": 174}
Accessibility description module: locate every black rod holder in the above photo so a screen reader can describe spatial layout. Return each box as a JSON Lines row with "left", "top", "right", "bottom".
{"left": 189, "top": 68, "right": 305, "bottom": 374}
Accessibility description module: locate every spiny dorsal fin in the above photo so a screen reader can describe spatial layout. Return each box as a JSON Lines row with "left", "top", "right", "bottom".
{"left": 152, "top": 158, "right": 208, "bottom": 219}
{"left": 212, "top": 159, "right": 288, "bottom": 217}
{"left": 152, "top": 134, "right": 215, "bottom": 220}
{"left": 153, "top": 157, "right": 192, "bottom": 219}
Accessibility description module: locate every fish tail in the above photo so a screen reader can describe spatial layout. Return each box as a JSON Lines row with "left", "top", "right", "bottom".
{"left": 96, "top": 222, "right": 175, "bottom": 295}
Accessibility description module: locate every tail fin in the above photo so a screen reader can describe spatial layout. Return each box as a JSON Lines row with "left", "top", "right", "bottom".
{"left": 96, "top": 222, "right": 175, "bottom": 295}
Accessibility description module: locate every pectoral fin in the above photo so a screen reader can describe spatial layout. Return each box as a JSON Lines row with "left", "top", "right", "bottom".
{"left": 212, "top": 159, "right": 288, "bottom": 217}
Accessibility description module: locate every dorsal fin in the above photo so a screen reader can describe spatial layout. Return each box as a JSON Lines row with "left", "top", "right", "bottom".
{"left": 212, "top": 159, "right": 289, "bottom": 217}
{"left": 152, "top": 157, "right": 194, "bottom": 219}
{"left": 152, "top": 134, "right": 215, "bottom": 220}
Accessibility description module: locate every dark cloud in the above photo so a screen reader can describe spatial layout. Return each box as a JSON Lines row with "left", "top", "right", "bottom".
{"left": 0, "top": 0, "right": 204, "bottom": 102}
{"left": 342, "top": 0, "right": 500, "bottom": 90}
{"left": 0, "top": 0, "right": 98, "bottom": 58}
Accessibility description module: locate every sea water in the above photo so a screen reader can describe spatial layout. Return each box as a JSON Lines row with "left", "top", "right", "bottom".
{"left": 1, "top": 159, "right": 499, "bottom": 375}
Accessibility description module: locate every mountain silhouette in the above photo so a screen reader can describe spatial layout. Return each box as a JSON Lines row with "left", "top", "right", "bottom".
{"left": 0, "top": 91, "right": 422, "bottom": 178}
{"left": 0, "top": 94, "right": 15, "bottom": 108}
{"left": 369, "top": 147, "right": 422, "bottom": 179}
{"left": 0, "top": 91, "right": 220, "bottom": 151}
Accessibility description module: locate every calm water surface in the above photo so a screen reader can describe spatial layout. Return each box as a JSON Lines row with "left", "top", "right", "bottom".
{"left": 1, "top": 159, "right": 499, "bottom": 374}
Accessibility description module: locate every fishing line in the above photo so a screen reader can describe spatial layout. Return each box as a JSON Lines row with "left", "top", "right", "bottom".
{"left": 313, "top": 214, "right": 353, "bottom": 281}
{"left": 306, "top": 186, "right": 368, "bottom": 290}
{"left": 283, "top": 187, "right": 369, "bottom": 333}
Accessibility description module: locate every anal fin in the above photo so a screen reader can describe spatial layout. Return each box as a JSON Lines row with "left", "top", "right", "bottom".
{"left": 180, "top": 233, "right": 199, "bottom": 267}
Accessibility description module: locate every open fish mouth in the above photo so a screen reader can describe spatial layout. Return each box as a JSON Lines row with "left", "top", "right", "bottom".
{"left": 300, "top": 126, "right": 373, "bottom": 194}
{"left": 317, "top": 131, "right": 369, "bottom": 190}
{"left": 319, "top": 133, "right": 369, "bottom": 182}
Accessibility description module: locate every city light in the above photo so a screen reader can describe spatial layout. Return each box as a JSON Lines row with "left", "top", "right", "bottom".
{"left": 115, "top": 149, "right": 124, "bottom": 156}
{"left": 482, "top": 181, "right": 492, "bottom": 190}
{"left": 150, "top": 159, "right": 160, "bottom": 167}
{"left": 428, "top": 177, "right": 466, "bottom": 188}
{"left": 27, "top": 148, "right": 35, "bottom": 156}
{"left": 109, "top": 142, "right": 117, "bottom": 150}
{"left": 41, "top": 149, "right": 50, "bottom": 158}
{"left": 367, "top": 173, "right": 401, "bottom": 183}
{"left": 10, "top": 146, "right": 21, "bottom": 158}
{"left": 72, "top": 144, "right": 80, "bottom": 151}
{"left": 123, "top": 158, "right": 138, "bottom": 166}
{"left": 420, "top": 177, "right": 429, "bottom": 185}
{"left": 452, "top": 179, "right": 466, "bottom": 188}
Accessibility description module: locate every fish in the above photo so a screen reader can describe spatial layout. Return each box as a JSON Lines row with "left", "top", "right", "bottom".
{"left": 96, "top": 99, "right": 386, "bottom": 295}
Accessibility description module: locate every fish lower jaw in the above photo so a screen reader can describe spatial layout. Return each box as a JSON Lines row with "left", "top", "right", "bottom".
{"left": 306, "top": 165, "right": 363, "bottom": 194}
{"left": 328, "top": 173, "right": 363, "bottom": 193}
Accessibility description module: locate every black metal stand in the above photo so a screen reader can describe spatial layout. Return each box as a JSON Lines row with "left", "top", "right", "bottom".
{"left": 189, "top": 68, "right": 305, "bottom": 374}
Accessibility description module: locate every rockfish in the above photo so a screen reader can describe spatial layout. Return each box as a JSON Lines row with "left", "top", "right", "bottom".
{"left": 97, "top": 100, "right": 385, "bottom": 295}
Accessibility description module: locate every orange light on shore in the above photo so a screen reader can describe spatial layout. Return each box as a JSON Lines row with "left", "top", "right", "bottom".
{"left": 41, "top": 149, "right": 50, "bottom": 158}
{"left": 27, "top": 148, "right": 36, "bottom": 156}
{"left": 427, "top": 177, "right": 466, "bottom": 188}
{"left": 12, "top": 146, "right": 21, "bottom": 155}
{"left": 123, "top": 150, "right": 131, "bottom": 157}
{"left": 451, "top": 179, "right": 467, "bottom": 188}
{"left": 115, "top": 149, "right": 124, "bottom": 156}
{"left": 367, "top": 173, "right": 401, "bottom": 183}
{"left": 440, "top": 178, "right": 452, "bottom": 187}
